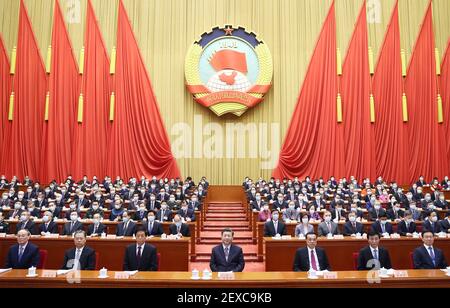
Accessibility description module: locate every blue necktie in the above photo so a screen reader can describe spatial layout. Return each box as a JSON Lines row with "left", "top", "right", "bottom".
{"left": 428, "top": 247, "right": 436, "bottom": 267}
{"left": 18, "top": 246, "right": 24, "bottom": 262}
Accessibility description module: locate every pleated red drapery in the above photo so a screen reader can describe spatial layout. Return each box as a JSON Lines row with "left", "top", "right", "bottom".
{"left": 372, "top": 1, "right": 408, "bottom": 184}
{"left": 441, "top": 39, "right": 450, "bottom": 175}
{"left": 0, "top": 35, "right": 11, "bottom": 161}
{"left": 71, "top": 0, "right": 111, "bottom": 180}
{"left": 273, "top": 1, "right": 345, "bottom": 180}
{"left": 40, "top": 0, "right": 80, "bottom": 183}
{"left": 405, "top": 2, "right": 448, "bottom": 182}
{"left": 0, "top": 0, "right": 47, "bottom": 180}
{"left": 341, "top": 1, "right": 375, "bottom": 181}
{"left": 106, "top": 0, "right": 180, "bottom": 179}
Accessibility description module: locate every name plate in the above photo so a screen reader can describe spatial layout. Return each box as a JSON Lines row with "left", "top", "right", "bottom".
{"left": 0, "top": 233, "right": 6, "bottom": 238}
{"left": 106, "top": 235, "right": 116, "bottom": 239}
{"left": 114, "top": 272, "right": 130, "bottom": 279}
{"left": 218, "top": 272, "right": 235, "bottom": 280}
{"left": 323, "top": 272, "right": 338, "bottom": 279}
{"left": 41, "top": 270, "right": 57, "bottom": 278}
{"left": 393, "top": 270, "right": 408, "bottom": 278}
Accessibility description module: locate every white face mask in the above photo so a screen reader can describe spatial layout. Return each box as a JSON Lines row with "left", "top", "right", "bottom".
{"left": 410, "top": 205, "right": 416, "bottom": 210}
{"left": 349, "top": 216, "right": 356, "bottom": 222}
{"left": 148, "top": 216, "right": 155, "bottom": 222}
{"left": 169, "top": 198, "right": 175, "bottom": 202}
{"left": 272, "top": 214, "right": 279, "bottom": 221}
{"left": 70, "top": 215, "right": 78, "bottom": 221}
{"left": 20, "top": 215, "right": 27, "bottom": 222}
{"left": 92, "top": 206, "right": 99, "bottom": 210}
{"left": 374, "top": 205, "right": 381, "bottom": 210}
{"left": 324, "top": 216, "right": 331, "bottom": 222}
{"left": 42, "top": 216, "right": 50, "bottom": 223}
{"left": 115, "top": 205, "right": 121, "bottom": 210}
{"left": 93, "top": 219, "right": 99, "bottom": 225}
{"left": 431, "top": 216, "right": 438, "bottom": 222}
{"left": 302, "top": 218, "right": 309, "bottom": 224}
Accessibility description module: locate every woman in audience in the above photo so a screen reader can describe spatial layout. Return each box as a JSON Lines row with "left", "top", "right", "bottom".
{"left": 295, "top": 213, "right": 314, "bottom": 237}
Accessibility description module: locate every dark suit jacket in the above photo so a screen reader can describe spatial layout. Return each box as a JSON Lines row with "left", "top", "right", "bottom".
{"left": 156, "top": 209, "right": 172, "bottom": 222}
{"left": 5, "top": 242, "right": 40, "bottom": 269}
{"left": 116, "top": 221, "right": 137, "bottom": 236}
{"left": 343, "top": 221, "right": 364, "bottom": 235}
{"left": 61, "top": 246, "right": 96, "bottom": 270}
{"left": 386, "top": 208, "right": 404, "bottom": 220}
{"left": 440, "top": 219, "right": 450, "bottom": 232}
{"left": 16, "top": 220, "right": 38, "bottom": 235}
{"left": 422, "top": 220, "right": 442, "bottom": 234}
{"left": 133, "top": 210, "right": 148, "bottom": 221}
{"left": 397, "top": 220, "right": 417, "bottom": 236}
{"left": 413, "top": 246, "right": 448, "bottom": 269}
{"left": 368, "top": 208, "right": 387, "bottom": 221}
{"left": 370, "top": 221, "right": 393, "bottom": 235}
{"left": 62, "top": 221, "right": 84, "bottom": 235}
{"left": 123, "top": 243, "right": 158, "bottom": 271}
{"left": 143, "top": 221, "right": 164, "bottom": 236}
{"left": 293, "top": 247, "right": 331, "bottom": 272}
{"left": 210, "top": 244, "right": 245, "bottom": 272}
{"left": 177, "top": 208, "right": 196, "bottom": 221}
{"left": 357, "top": 246, "right": 392, "bottom": 270}
{"left": 86, "top": 223, "right": 107, "bottom": 236}
{"left": 169, "top": 223, "right": 190, "bottom": 237}
{"left": 263, "top": 220, "right": 287, "bottom": 237}
{"left": 38, "top": 221, "right": 59, "bottom": 234}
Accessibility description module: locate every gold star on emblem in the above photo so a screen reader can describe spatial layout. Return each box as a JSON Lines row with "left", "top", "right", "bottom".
{"left": 224, "top": 26, "right": 234, "bottom": 36}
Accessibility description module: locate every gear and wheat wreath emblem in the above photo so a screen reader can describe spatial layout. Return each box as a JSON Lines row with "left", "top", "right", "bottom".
{"left": 185, "top": 25, "right": 273, "bottom": 117}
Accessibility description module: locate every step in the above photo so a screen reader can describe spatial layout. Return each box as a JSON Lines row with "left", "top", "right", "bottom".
{"left": 199, "top": 239, "right": 254, "bottom": 244}
{"left": 200, "top": 231, "right": 253, "bottom": 238}
{"left": 207, "top": 209, "right": 246, "bottom": 213}
{"left": 207, "top": 207, "right": 244, "bottom": 211}
{"left": 204, "top": 221, "right": 249, "bottom": 227}
{"left": 203, "top": 226, "right": 250, "bottom": 231}
{"left": 205, "top": 217, "right": 248, "bottom": 222}
{"left": 206, "top": 213, "right": 246, "bottom": 218}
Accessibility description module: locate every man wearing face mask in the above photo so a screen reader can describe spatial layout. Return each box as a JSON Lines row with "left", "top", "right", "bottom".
{"left": 39, "top": 211, "right": 58, "bottom": 235}
{"left": 370, "top": 214, "right": 393, "bottom": 235}
{"left": 414, "top": 187, "right": 424, "bottom": 201}
{"left": 147, "top": 193, "right": 160, "bottom": 212}
{"left": 64, "top": 202, "right": 80, "bottom": 220}
{"left": 14, "top": 191, "right": 26, "bottom": 207}
{"left": 16, "top": 211, "right": 38, "bottom": 235}
{"left": 85, "top": 201, "right": 104, "bottom": 219}
{"left": 34, "top": 192, "right": 47, "bottom": 209}
{"left": 264, "top": 210, "right": 287, "bottom": 237}
{"left": 318, "top": 211, "right": 340, "bottom": 237}
{"left": 387, "top": 202, "right": 404, "bottom": 222}
{"left": 127, "top": 193, "right": 141, "bottom": 211}
{"left": 156, "top": 202, "right": 172, "bottom": 222}
{"left": 0, "top": 212, "right": 10, "bottom": 234}
{"left": 188, "top": 195, "right": 201, "bottom": 211}
{"left": 62, "top": 211, "right": 83, "bottom": 236}
{"left": 282, "top": 201, "right": 300, "bottom": 222}
{"left": 169, "top": 214, "right": 190, "bottom": 237}
{"left": 397, "top": 210, "right": 417, "bottom": 236}
{"left": 133, "top": 203, "right": 148, "bottom": 221}
{"left": 178, "top": 201, "right": 195, "bottom": 222}
{"left": 368, "top": 201, "right": 386, "bottom": 221}
{"left": 273, "top": 193, "right": 287, "bottom": 212}
{"left": 331, "top": 202, "right": 347, "bottom": 223}
{"left": 439, "top": 211, "right": 450, "bottom": 233}
{"left": 408, "top": 201, "right": 422, "bottom": 221}
{"left": 167, "top": 194, "right": 180, "bottom": 211}
{"left": 116, "top": 211, "right": 136, "bottom": 237}
{"left": 434, "top": 193, "right": 448, "bottom": 210}
{"left": 312, "top": 194, "right": 326, "bottom": 210}
{"left": 404, "top": 192, "right": 414, "bottom": 209}
{"left": 26, "top": 201, "right": 40, "bottom": 218}
{"left": 7, "top": 202, "right": 23, "bottom": 220}
{"left": 422, "top": 211, "right": 442, "bottom": 234}
{"left": 343, "top": 212, "right": 364, "bottom": 236}
{"left": 251, "top": 193, "right": 265, "bottom": 212}
{"left": 87, "top": 213, "right": 107, "bottom": 236}
{"left": 110, "top": 200, "right": 125, "bottom": 221}
{"left": 349, "top": 204, "right": 364, "bottom": 220}
{"left": 143, "top": 211, "right": 164, "bottom": 236}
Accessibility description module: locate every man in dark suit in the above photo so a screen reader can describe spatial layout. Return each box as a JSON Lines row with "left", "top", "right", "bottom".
{"left": 386, "top": 203, "right": 404, "bottom": 221}
{"left": 61, "top": 230, "right": 96, "bottom": 270}
{"left": 143, "top": 211, "right": 164, "bottom": 236}
{"left": 210, "top": 228, "right": 245, "bottom": 272}
{"left": 422, "top": 212, "right": 443, "bottom": 234}
{"left": 177, "top": 202, "right": 196, "bottom": 222}
{"left": 133, "top": 204, "right": 148, "bottom": 221}
{"left": 440, "top": 211, "right": 450, "bottom": 233}
{"left": 264, "top": 210, "right": 287, "bottom": 237}
{"left": 0, "top": 212, "right": 9, "bottom": 234}
{"left": 7, "top": 202, "right": 23, "bottom": 220}
{"left": 156, "top": 203, "right": 172, "bottom": 222}
{"left": 357, "top": 231, "right": 392, "bottom": 270}
{"left": 397, "top": 210, "right": 417, "bottom": 236}
{"left": 39, "top": 211, "right": 59, "bottom": 235}
{"left": 16, "top": 211, "right": 38, "bottom": 235}
{"left": 62, "top": 212, "right": 84, "bottom": 236}
{"left": 293, "top": 232, "right": 331, "bottom": 271}
{"left": 368, "top": 203, "right": 386, "bottom": 221}
{"left": 123, "top": 227, "right": 158, "bottom": 271}
{"left": 116, "top": 212, "right": 136, "bottom": 237}
{"left": 434, "top": 194, "right": 448, "bottom": 210}
{"left": 343, "top": 212, "right": 364, "bottom": 236}
{"left": 370, "top": 214, "right": 393, "bottom": 235}
{"left": 5, "top": 229, "right": 40, "bottom": 269}
{"left": 86, "top": 213, "right": 107, "bottom": 236}
{"left": 169, "top": 214, "right": 190, "bottom": 237}
{"left": 413, "top": 231, "right": 448, "bottom": 269}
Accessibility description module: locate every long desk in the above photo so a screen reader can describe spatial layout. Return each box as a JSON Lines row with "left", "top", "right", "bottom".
{"left": 5, "top": 220, "right": 197, "bottom": 260}
{"left": 264, "top": 237, "right": 450, "bottom": 271}
{"left": 0, "top": 237, "right": 189, "bottom": 271}
{"left": 0, "top": 269, "right": 448, "bottom": 288}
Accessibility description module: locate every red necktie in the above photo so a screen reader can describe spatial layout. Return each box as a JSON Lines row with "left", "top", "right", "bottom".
{"left": 310, "top": 250, "right": 318, "bottom": 270}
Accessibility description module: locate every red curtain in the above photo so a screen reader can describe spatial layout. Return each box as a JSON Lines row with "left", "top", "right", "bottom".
{"left": 71, "top": 0, "right": 111, "bottom": 180}
{"left": 40, "top": 0, "right": 80, "bottom": 183}
{"left": 0, "top": 0, "right": 47, "bottom": 180}
{"left": 106, "top": 0, "right": 180, "bottom": 179}
{"left": 0, "top": 35, "right": 11, "bottom": 162}
{"left": 273, "top": 1, "right": 345, "bottom": 179}
{"left": 372, "top": 1, "right": 408, "bottom": 184}
{"left": 405, "top": 2, "right": 448, "bottom": 182}
{"left": 441, "top": 39, "right": 450, "bottom": 175}
{"left": 341, "top": 1, "right": 375, "bottom": 180}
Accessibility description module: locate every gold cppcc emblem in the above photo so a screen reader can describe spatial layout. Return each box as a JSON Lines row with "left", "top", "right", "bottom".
{"left": 185, "top": 25, "right": 273, "bottom": 117}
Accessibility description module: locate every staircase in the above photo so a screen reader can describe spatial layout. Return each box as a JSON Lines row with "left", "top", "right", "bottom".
{"left": 192, "top": 186, "right": 259, "bottom": 264}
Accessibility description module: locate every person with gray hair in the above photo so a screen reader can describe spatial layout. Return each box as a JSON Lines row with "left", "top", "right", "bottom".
{"left": 5, "top": 229, "right": 40, "bottom": 269}
{"left": 61, "top": 230, "right": 96, "bottom": 270}
{"left": 39, "top": 211, "right": 59, "bottom": 235}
